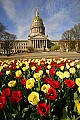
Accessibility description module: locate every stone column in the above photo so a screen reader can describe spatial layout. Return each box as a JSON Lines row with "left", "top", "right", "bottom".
{"left": 42, "top": 40, "right": 43, "bottom": 48}
{"left": 43, "top": 40, "right": 45, "bottom": 47}
{"left": 35, "top": 40, "right": 37, "bottom": 48}
{"left": 41, "top": 40, "right": 43, "bottom": 48}
{"left": 44, "top": 40, "right": 45, "bottom": 47}
{"left": 41, "top": 40, "right": 42, "bottom": 48}
{"left": 43, "top": 40, "right": 44, "bottom": 47}
{"left": 38, "top": 40, "right": 40, "bottom": 48}
{"left": 37, "top": 40, "right": 38, "bottom": 48}
{"left": 36, "top": 40, "right": 37, "bottom": 48}
{"left": 46, "top": 40, "right": 47, "bottom": 48}
{"left": 35, "top": 40, "right": 36, "bottom": 48}
{"left": 34, "top": 40, "right": 35, "bottom": 48}
{"left": 40, "top": 40, "right": 41, "bottom": 48}
{"left": 38, "top": 40, "right": 39, "bottom": 48}
{"left": 33, "top": 40, "right": 34, "bottom": 48}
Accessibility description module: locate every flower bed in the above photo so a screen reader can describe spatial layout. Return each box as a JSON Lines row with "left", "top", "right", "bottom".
{"left": 0, "top": 58, "right": 80, "bottom": 120}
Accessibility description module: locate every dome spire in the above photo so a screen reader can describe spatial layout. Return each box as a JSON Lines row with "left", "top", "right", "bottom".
{"left": 36, "top": 8, "right": 39, "bottom": 17}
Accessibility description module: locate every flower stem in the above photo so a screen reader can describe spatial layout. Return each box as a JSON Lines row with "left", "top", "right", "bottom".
{"left": 3, "top": 109, "right": 7, "bottom": 120}
{"left": 38, "top": 80, "right": 40, "bottom": 91}
{"left": 18, "top": 103, "right": 20, "bottom": 114}
{"left": 76, "top": 116, "right": 80, "bottom": 120}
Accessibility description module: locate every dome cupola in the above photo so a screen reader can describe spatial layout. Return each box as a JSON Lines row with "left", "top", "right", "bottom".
{"left": 30, "top": 9, "right": 45, "bottom": 36}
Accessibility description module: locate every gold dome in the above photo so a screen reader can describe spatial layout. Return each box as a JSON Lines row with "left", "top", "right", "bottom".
{"left": 30, "top": 9, "right": 45, "bottom": 36}
{"left": 32, "top": 9, "right": 43, "bottom": 23}
{"left": 32, "top": 16, "right": 43, "bottom": 23}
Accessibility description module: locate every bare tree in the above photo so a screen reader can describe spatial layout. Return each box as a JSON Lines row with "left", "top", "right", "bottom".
{"left": 0, "top": 22, "right": 17, "bottom": 56}
{"left": 62, "top": 23, "right": 80, "bottom": 41}
{"left": 61, "top": 23, "right": 80, "bottom": 51}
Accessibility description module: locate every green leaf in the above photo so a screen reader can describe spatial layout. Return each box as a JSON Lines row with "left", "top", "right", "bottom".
{"left": 23, "top": 108, "right": 29, "bottom": 112}
{"left": 52, "top": 115, "right": 58, "bottom": 120}
{"left": 74, "top": 92, "right": 78, "bottom": 101}
{"left": 61, "top": 107, "right": 68, "bottom": 120}
{"left": 63, "top": 117, "right": 71, "bottom": 120}
{"left": 72, "top": 115, "right": 76, "bottom": 120}
{"left": 30, "top": 113, "right": 40, "bottom": 120}
{"left": 12, "top": 110, "right": 18, "bottom": 118}
{"left": 12, "top": 114, "right": 16, "bottom": 118}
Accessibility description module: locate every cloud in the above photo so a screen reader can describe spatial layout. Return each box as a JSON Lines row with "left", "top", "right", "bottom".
{"left": 44, "top": 9, "right": 75, "bottom": 40}
{"left": 0, "top": 0, "right": 32, "bottom": 39}
{"left": 0, "top": 0, "right": 80, "bottom": 40}
{"left": 1, "top": 0, "right": 16, "bottom": 21}
{"left": 17, "top": 25, "right": 30, "bottom": 40}
{"left": 48, "top": 33, "right": 62, "bottom": 40}
{"left": 68, "top": 0, "right": 80, "bottom": 22}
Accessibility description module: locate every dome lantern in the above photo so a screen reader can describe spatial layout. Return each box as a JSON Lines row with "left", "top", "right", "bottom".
{"left": 36, "top": 8, "right": 39, "bottom": 17}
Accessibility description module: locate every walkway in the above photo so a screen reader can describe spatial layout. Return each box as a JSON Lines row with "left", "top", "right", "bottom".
{"left": 0, "top": 52, "right": 80, "bottom": 60}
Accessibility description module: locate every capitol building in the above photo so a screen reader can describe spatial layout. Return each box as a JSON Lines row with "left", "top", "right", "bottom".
{"left": 0, "top": 9, "right": 80, "bottom": 54}
{"left": 0, "top": 9, "right": 50, "bottom": 54}
{"left": 28, "top": 9, "right": 48, "bottom": 50}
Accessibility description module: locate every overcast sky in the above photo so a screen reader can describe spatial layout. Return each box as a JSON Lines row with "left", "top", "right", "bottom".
{"left": 0, "top": 0, "right": 80, "bottom": 40}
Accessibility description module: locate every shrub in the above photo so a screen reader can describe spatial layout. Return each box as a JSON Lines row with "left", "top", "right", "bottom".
{"left": 27, "top": 46, "right": 34, "bottom": 52}
{"left": 51, "top": 45, "right": 60, "bottom": 51}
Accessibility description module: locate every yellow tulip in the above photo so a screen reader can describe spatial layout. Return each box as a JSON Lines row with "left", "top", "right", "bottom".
{"left": 3, "top": 64, "right": 8, "bottom": 68}
{"left": 75, "top": 78, "right": 80, "bottom": 86}
{"left": 33, "top": 73, "right": 41, "bottom": 81}
{"left": 64, "top": 71, "right": 70, "bottom": 78}
{"left": 57, "top": 60, "right": 61, "bottom": 64}
{"left": 47, "top": 65, "right": 51, "bottom": 69}
{"left": 8, "top": 80, "right": 16, "bottom": 87}
{"left": 28, "top": 92, "right": 40, "bottom": 105}
{"left": 77, "top": 64, "right": 80, "bottom": 69}
{"left": 69, "top": 67, "right": 76, "bottom": 74}
{"left": 75, "top": 100, "right": 80, "bottom": 114}
{"left": 70, "top": 62, "right": 75, "bottom": 66}
{"left": 39, "top": 70, "right": 43, "bottom": 76}
{"left": 60, "top": 66, "right": 64, "bottom": 71}
{"left": 19, "top": 63, "right": 22, "bottom": 66}
{"left": 46, "top": 70, "right": 49, "bottom": 74}
{"left": 6, "top": 70, "right": 11, "bottom": 75}
{"left": 22, "top": 66, "right": 29, "bottom": 71}
{"left": 66, "top": 63, "right": 70, "bottom": 69}
{"left": 41, "top": 84, "right": 50, "bottom": 93}
{"left": 31, "top": 66, "right": 36, "bottom": 71}
{"left": 26, "top": 78, "right": 35, "bottom": 89}
{"left": 56, "top": 71, "right": 64, "bottom": 79}
{"left": 78, "top": 87, "right": 80, "bottom": 93}
{"left": 15, "top": 70, "right": 22, "bottom": 78}
{"left": 75, "top": 60, "right": 79, "bottom": 63}
{"left": 0, "top": 66, "right": 3, "bottom": 71}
